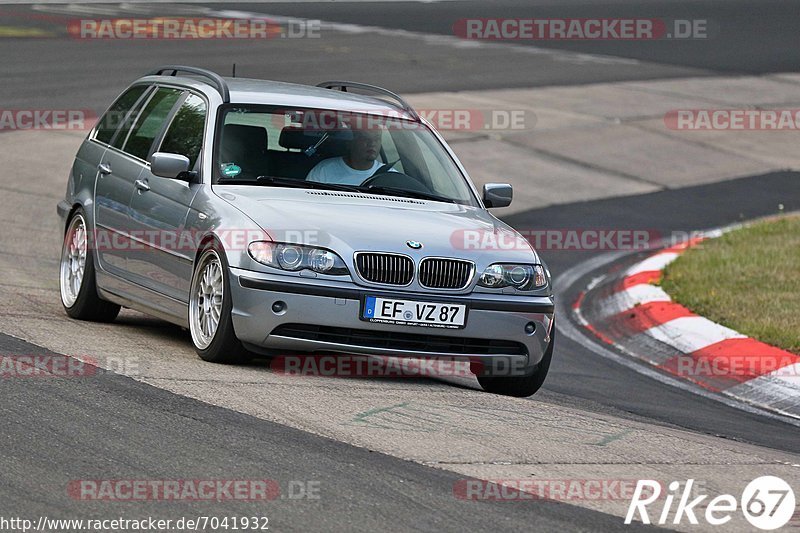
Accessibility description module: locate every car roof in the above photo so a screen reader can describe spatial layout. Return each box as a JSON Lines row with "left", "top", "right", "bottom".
{"left": 141, "top": 74, "right": 417, "bottom": 120}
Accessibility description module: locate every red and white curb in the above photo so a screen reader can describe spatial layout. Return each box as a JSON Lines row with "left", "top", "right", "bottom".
{"left": 573, "top": 233, "right": 800, "bottom": 420}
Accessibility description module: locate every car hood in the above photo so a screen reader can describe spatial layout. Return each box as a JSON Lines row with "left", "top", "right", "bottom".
{"left": 214, "top": 186, "right": 539, "bottom": 264}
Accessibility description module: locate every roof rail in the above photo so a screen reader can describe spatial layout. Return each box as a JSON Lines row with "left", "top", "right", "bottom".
{"left": 147, "top": 65, "right": 230, "bottom": 103}
{"left": 316, "top": 81, "right": 420, "bottom": 121}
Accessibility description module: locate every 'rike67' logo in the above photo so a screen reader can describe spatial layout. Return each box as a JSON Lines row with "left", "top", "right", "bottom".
{"left": 625, "top": 476, "right": 795, "bottom": 530}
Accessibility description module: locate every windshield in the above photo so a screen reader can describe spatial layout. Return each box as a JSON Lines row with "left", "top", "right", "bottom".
{"left": 214, "top": 106, "right": 479, "bottom": 206}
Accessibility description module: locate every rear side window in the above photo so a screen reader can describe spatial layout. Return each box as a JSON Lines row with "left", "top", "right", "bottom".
{"left": 158, "top": 94, "right": 207, "bottom": 169}
{"left": 94, "top": 85, "right": 148, "bottom": 144}
{"left": 119, "top": 87, "right": 182, "bottom": 160}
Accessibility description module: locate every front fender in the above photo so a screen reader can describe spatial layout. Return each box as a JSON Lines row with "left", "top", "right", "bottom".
{"left": 187, "top": 187, "right": 274, "bottom": 270}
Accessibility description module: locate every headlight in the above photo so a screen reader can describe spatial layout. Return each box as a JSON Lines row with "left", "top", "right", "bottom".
{"left": 248, "top": 241, "right": 349, "bottom": 276}
{"left": 308, "top": 248, "right": 336, "bottom": 272}
{"left": 478, "top": 264, "right": 547, "bottom": 290}
{"left": 277, "top": 245, "right": 303, "bottom": 270}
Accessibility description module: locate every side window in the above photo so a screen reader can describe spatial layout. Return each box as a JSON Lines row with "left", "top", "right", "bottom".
{"left": 159, "top": 94, "right": 207, "bottom": 169}
{"left": 94, "top": 85, "right": 148, "bottom": 144}
{"left": 118, "top": 87, "right": 182, "bottom": 160}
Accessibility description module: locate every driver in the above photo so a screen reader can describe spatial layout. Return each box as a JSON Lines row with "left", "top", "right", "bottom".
{"left": 306, "top": 127, "right": 386, "bottom": 185}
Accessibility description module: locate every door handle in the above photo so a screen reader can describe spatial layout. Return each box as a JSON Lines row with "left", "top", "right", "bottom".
{"left": 134, "top": 179, "right": 150, "bottom": 192}
{"left": 98, "top": 162, "right": 112, "bottom": 175}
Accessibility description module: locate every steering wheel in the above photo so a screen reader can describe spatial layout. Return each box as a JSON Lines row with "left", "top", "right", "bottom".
{"left": 360, "top": 160, "right": 432, "bottom": 192}
{"left": 360, "top": 171, "right": 432, "bottom": 193}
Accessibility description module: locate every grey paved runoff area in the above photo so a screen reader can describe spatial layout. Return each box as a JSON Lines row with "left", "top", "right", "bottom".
{"left": 1, "top": 74, "right": 799, "bottom": 531}
{"left": 405, "top": 73, "right": 800, "bottom": 215}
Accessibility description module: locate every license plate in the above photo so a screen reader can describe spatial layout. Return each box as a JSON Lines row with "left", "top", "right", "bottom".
{"left": 361, "top": 296, "right": 467, "bottom": 329}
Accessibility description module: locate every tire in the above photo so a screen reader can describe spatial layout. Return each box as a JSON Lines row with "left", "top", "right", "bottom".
{"left": 477, "top": 326, "right": 555, "bottom": 397}
{"left": 59, "top": 208, "right": 121, "bottom": 322}
{"left": 189, "top": 240, "right": 247, "bottom": 364}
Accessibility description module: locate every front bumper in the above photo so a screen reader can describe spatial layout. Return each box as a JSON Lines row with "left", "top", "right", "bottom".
{"left": 228, "top": 267, "right": 554, "bottom": 375}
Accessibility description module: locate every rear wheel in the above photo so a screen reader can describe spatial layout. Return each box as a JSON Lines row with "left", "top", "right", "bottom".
{"left": 189, "top": 241, "right": 247, "bottom": 364}
{"left": 477, "top": 327, "right": 555, "bottom": 397}
{"left": 59, "top": 209, "right": 120, "bottom": 322}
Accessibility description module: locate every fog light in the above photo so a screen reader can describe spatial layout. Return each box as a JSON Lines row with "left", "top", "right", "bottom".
{"left": 525, "top": 322, "right": 536, "bottom": 334}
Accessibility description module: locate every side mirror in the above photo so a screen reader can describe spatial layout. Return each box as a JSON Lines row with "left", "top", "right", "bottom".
{"left": 483, "top": 183, "right": 513, "bottom": 208}
{"left": 150, "top": 152, "right": 195, "bottom": 181}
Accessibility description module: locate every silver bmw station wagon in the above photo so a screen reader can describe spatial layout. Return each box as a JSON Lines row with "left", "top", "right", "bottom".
{"left": 58, "top": 66, "right": 555, "bottom": 396}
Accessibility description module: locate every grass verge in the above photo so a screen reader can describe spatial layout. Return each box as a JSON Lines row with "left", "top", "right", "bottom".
{"left": 661, "top": 215, "right": 800, "bottom": 354}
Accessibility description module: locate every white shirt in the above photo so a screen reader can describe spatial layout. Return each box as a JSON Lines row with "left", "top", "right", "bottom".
{"left": 306, "top": 157, "right": 384, "bottom": 185}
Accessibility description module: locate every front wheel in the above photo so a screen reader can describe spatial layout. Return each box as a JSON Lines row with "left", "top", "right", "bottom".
{"left": 477, "top": 326, "right": 555, "bottom": 397}
{"left": 189, "top": 242, "right": 247, "bottom": 364}
{"left": 59, "top": 209, "right": 121, "bottom": 322}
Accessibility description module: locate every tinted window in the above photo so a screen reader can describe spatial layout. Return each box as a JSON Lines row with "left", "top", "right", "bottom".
{"left": 94, "top": 85, "right": 148, "bottom": 144}
{"left": 120, "top": 87, "right": 182, "bottom": 160}
{"left": 159, "top": 94, "right": 206, "bottom": 169}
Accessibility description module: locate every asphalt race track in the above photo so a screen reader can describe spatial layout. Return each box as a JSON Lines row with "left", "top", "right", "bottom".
{"left": 2, "top": 334, "right": 651, "bottom": 532}
{"left": 1, "top": 1, "right": 799, "bottom": 531}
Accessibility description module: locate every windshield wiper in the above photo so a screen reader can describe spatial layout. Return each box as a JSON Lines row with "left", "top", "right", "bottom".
{"left": 215, "top": 178, "right": 268, "bottom": 185}
{"left": 255, "top": 175, "right": 363, "bottom": 192}
{"left": 358, "top": 185, "right": 458, "bottom": 204}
